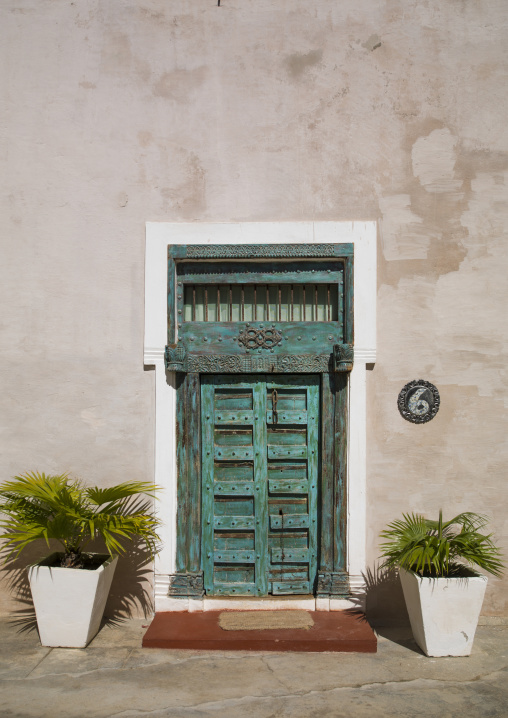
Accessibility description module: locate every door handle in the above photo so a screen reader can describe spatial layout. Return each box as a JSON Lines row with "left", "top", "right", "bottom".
{"left": 272, "top": 389, "right": 278, "bottom": 424}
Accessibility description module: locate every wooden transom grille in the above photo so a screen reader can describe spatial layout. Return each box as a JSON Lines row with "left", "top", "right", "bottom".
{"left": 184, "top": 284, "right": 339, "bottom": 323}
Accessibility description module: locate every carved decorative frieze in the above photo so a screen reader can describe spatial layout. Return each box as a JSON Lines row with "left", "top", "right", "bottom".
{"left": 187, "top": 354, "right": 243, "bottom": 373}
{"left": 332, "top": 343, "right": 354, "bottom": 372}
{"left": 167, "top": 572, "right": 205, "bottom": 597}
{"left": 185, "top": 244, "right": 343, "bottom": 259}
{"left": 187, "top": 353, "right": 332, "bottom": 373}
{"left": 316, "top": 571, "right": 350, "bottom": 597}
{"left": 277, "top": 354, "right": 331, "bottom": 372}
{"left": 164, "top": 349, "right": 352, "bottom": 374}
{"left": 238, "top": 326, "right": 283, "bottom": 350}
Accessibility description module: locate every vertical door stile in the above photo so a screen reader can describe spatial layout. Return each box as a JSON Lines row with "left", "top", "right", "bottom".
{"left": 201, "top": 379, "right": 215, "bottom": 594}
{"left": 253, "top": 379, "right": 269, "bottom": 595}
{"left": 307, "top": 382, "right": 319, "bottom": 587}
{"left": 334, "top": 372, "right": 348, "bottom": 572}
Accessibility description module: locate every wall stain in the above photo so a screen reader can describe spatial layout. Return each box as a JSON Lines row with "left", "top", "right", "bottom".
{"left": 137, "top": 131, "right": 153, "bottom": 148}
{"left": 100, "top": 33, "right": 150, "bottom": 82}
{"left": 362, "top": 34, "right": 382, "bottom": 51}
{"left": 160, "top": 151, "right": 206, "bottom": 218}
{"left": 285, "top": 50, "right": 323, "bottom": 79}
{"left": 117, "top": 192, "right": 128, "bottom": 208}
{"left": 153, "top": 67, "right": 207, "bottom": 102}
{"left": 101, "top": 33, "right": 133, "bottom": 73}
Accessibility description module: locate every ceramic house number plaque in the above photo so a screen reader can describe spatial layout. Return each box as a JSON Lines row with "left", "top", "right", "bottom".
{"left": 398, "top": 380, "right": 440, "bottom": 424}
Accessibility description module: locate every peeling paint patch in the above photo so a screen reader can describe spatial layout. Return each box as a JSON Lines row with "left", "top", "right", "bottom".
{"left": 153, "top": 67, "right": 207, "bottom": 102}
{"left": 285, "top": 50, "right": 323, "bottom": 79}
{"left": 379, "top": 194, "right": 433, "bottom": 261}
{"left": 412, "top": 129, "right": 463, "bottom": 194}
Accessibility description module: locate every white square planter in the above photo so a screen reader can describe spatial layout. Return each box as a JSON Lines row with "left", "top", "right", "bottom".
{"left": 399, "top": 568, "right": 488, "bottom": 657}
{"left": 28, "top": 553, "right": 118, "bottom": 648}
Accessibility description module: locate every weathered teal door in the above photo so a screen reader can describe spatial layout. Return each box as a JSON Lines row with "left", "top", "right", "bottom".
{"left": 201, "top": 374, "right": 319, "bottom": 597}
{"left": 167, "top": 244, "right": 353, "bottom": 601}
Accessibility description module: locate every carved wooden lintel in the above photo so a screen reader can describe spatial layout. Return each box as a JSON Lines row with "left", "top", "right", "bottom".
{"left": 316, "top": 571, "right": 350, "bottom": 597}
{"left": 167, "top": 572, "right": 205, "bottom": 598}
{"left": 166, "top": 345, "right": 354, "bottom": 373}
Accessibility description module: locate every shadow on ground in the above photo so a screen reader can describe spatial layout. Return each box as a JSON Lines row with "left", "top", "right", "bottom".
{"left": 1, "top": 541, "right": 154, "bottom": 636}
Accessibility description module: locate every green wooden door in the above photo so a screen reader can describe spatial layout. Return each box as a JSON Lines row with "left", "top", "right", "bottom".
{"left": 201, "top": 374, "right": 319, "bottom": 597}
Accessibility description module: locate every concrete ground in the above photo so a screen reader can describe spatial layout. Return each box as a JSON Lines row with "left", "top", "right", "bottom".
{"left": 0, "top": 617, "right": 506, "bottom": 718}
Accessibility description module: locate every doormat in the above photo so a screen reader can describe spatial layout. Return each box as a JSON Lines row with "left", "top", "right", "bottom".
{"left": 218, "top": 610, "right": 314, "bottom": 631}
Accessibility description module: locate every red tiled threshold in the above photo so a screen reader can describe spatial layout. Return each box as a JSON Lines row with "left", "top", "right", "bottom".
{"left": 142, "top": 610, "right": 377, "bottom": 653}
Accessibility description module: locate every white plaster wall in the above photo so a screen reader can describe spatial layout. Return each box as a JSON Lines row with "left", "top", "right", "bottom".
{"left": 1, "top": 0, "right": 507, "bottom": 618}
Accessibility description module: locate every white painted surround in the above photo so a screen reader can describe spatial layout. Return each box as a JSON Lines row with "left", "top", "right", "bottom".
{"left": 144, "top": 222, "right": 377, "bottom": 612}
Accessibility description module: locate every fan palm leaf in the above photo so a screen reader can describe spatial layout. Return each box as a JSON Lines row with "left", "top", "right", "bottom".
{"left": 380, "top": 510, "right": 503, "bottom": 578}
{"left": 0, "top": 472, "right": 162, "bottom": 567}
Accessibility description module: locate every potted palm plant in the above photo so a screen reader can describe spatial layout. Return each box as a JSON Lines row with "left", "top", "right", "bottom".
{"left": 0, "top": 472, "right": 161, "bottom": 648}
{"left": 379, "top": 510, "right": 503, "bottom": 656}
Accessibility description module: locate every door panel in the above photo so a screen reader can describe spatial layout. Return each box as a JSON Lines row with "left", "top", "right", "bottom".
{"left": 201, "top": 374, "right": 319, "bottom": 597}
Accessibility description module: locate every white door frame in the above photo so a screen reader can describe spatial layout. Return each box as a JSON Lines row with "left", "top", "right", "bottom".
{"left": 144, "top": 222, "right": 377, "bottom": 611}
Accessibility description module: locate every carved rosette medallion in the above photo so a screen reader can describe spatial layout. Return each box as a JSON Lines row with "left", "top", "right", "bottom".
{"left": 238, "top": 326, "right": 283, "bottom": 350}
{"left": 398, "top": 380, "right": 440, "bottom": 424}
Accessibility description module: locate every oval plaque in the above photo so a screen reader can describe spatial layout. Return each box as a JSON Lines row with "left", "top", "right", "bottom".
{"left": 398, "top": 380, "right": 440, "bottom": 424}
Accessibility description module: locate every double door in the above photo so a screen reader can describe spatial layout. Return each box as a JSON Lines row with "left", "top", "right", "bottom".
{"left": 201, "top": 374, "right": 319, "bottom": 596}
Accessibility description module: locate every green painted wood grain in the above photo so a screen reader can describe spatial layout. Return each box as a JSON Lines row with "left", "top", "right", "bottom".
{"left": 175, "top": 373, "right": 187, "bottom": 573}
{"left": 253, "top": 378, "right": 269, "bottom": 596}
{"left": 167, "top": 254, "right": 176, "bottom": 345}
{"left": 181, "top": 322, "right": 342, "bottom": 353}
{"left": 334, "top": 372, "right": 348, "bottom": 571}
{"left": 344, "top": 254, "right": 354, "bottom": 345}
{"left": 187, "top": 373, "right": 201, "bottom": 572}
{"left": 200, "top": 377, "right": 215, "bottom": 593}
{"left": 307, "top": 380, "right": 320, "bottom": 589}
{"left": 319, "top": 373, "right": 335, "bottom": 573}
